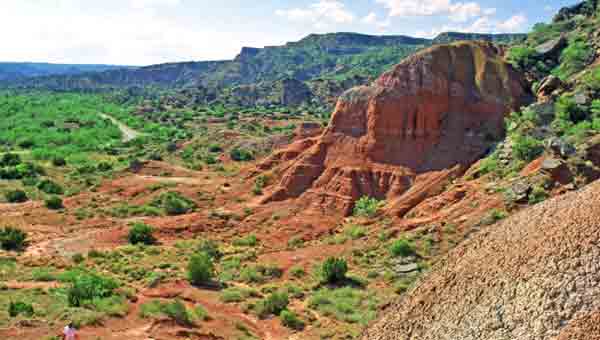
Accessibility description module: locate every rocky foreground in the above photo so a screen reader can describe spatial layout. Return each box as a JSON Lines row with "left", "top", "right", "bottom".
{"left": 363, "top": 179, "right": 600, "bottom": 340}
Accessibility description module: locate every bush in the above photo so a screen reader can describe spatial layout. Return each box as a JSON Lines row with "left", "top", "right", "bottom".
{"left": 230, "top": 148, "right": 254, "bottom": 162}
{"left": 188, "top": 252, "right": 214, "bottom": 286}
{"left": 553, "top": 39, "right": 593, "bottom": 80}
{"left": 8, "top": 301, "right": 34, "bottom": 317}
{"left": 151, "top": 191, "right": 196, "bottom": 216}
{"left": 0, "top": 153, "right": 21, "bottom": 167}
{"left": 280, "top": 310, "right": 305, "bottom": 330}
{"left": 321, "top": 257, "right": 348, "bottom": 284}
{"left": 233, "top": 234, "right": 258, "bottom": 247}
{"left": 66, "top": 271, "right": 119, "bottom": 307}
{"left": 0, "top": 227, "right": 27, "bottom": 251}
{"left": 196, "top": 239, "right": 222, "bottom": 260}
{"left": 37, "top": 179, "right": 64, "bottom": 195}
{"left": 51, "top": 157, "right": 67, "bottom": 167}
{"left": 163, "top": 299, "right": 194, "bottom": 326}
{"left": 127, "top": 223, "right": 156, "bottom": 245}
{"left": 45, "top": 196, "right": 64, "bottom": 210}
{"left": 512, "top": 135, "right": 544, "bottom": 162}
{"left": 308, "top": 287, "right": 378, "bottom": 325}
{"left": 208, "top": 144, "right": 223, "bottom": 153}
{"left": 256, "top": 292, "right": 289, "bottom": 318}
{"left": 5, "top": 189, "right": 28, "bottom": 203}
{"left": 507, "top": 46, "right": 538, "bottom": 69}
{"left": 556, "top": 95, "right": 587, "bottom": 124}
{"left": 389, "top": 239, "right": 416, "bottom": 257}
{"left": 353, "top": 196, "right": 383, "bottom": 217}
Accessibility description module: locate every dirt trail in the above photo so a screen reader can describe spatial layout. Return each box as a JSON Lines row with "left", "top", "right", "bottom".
{"left": 100, "top": 113, "right": 143, "bottom": 142}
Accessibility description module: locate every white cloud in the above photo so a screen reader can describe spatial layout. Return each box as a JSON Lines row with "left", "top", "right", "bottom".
{"left": 414, "top": 13, "right": 528, "bottom": 38}
{"left": 276, "top": 0, "right": 355, "bottom": 28}
{"left": 129, "top": 0, "right": 181, "bottom": 9}
{"left": 0, "top": 0, "right": 265, "bottom": 65}
{"left": 375, "top": 0, "right": 491, "bottom": 19}
{"left": 496, "top": 14, "right": 527, "bottom": 32}
{"left": 362, "top": 12, "right": 378, "bottom": 24}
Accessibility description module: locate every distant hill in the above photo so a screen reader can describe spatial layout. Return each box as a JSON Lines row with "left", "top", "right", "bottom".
{"left": 0, "top": 62, "right": 132, "bottom": 81}
{"left": 2, "top": 31, "right": 526, "bottom": 110}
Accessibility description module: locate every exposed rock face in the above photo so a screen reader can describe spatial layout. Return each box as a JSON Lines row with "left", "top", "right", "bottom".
{"left": 363, "top": 179, "right": 600, "bottom": 340}
{"left": 259, "top": 41, "right": 531, "bottom": 216}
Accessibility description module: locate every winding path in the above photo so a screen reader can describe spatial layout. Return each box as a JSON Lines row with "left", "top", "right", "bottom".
{"left": 100, "top": 113, "right": 143, "bottom": 142}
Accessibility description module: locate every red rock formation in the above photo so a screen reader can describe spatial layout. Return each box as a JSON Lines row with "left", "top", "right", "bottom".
{"left": 258, "top": 41, "right": 531, "bottom": 216}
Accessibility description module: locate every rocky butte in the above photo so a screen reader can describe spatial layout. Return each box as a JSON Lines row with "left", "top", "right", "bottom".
{"left": 257, "top": 41, "right": 532, "bottom": 217}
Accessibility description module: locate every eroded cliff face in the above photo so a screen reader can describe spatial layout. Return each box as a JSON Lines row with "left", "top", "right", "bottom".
{"left": 258, "top": 41, "right": 531, "bottom": 217}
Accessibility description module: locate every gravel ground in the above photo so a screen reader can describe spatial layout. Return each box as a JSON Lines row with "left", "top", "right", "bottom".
{"left": 363, "top": 180, "right": 600, "bottom": 340}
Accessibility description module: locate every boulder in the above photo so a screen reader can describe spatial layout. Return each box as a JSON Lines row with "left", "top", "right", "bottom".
{"left": 536, "top": 75, "right": 564, "bottom": 100}
{"left": 546, "top": 137, "right": 576, "bottom": 158}
{"left": 258, "top": 41, "right": 532, "bottom": 217}
{"left": 535, "top": 36, "right": 567, "bottom": 59}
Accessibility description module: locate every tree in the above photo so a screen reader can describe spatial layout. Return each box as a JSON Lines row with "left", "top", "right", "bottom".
{"left": 188, "top": 252, "right": 214, "bottom": 286}
{"left": 321, "top": 257, "right": 348, "bottom": 284}
{"left": 128, "top": 223, "right": 156, "bottom": 245}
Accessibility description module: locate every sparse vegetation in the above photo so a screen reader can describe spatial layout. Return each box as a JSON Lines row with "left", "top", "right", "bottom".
{"left": 389, "top": 239, "right": 416, "bottom": 258}
{"left": 127, "top": 223, "right": 156, "bottom": 245}
{"left": 353, "top": 196, "right": 384, "bottom": 217}
{"left": 320, "top": 257, "right": 348, "bottom": 284}
{"left": 0, "top": 227, "right": 28, "bottom": 251}
{"left": 188, "top": 252, "right": 215, "bottom": 286}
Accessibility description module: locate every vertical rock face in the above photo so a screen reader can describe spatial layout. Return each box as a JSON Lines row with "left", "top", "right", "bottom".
{"left": 259, "top": 41, "right": 531, "bottom": 216}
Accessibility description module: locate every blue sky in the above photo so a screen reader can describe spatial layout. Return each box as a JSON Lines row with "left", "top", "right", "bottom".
{"left": 1, "top": 0, "right": 579, "bottom": 65}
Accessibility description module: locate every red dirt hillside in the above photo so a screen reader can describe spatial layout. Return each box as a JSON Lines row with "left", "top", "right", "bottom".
{"left": 363, "top": 179, "right": 600, "bottom": 340}
{"left": 257, "top": 41, "right": 531, "bottom": 217}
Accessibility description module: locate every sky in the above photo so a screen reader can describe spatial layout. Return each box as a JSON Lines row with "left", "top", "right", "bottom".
{"left": 1, "top": 0, "right": 580, "bottom": 66}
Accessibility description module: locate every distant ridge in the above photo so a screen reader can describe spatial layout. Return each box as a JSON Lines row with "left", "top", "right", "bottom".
{"left": 0, "top": 62, "right": 133, "bottom": 82}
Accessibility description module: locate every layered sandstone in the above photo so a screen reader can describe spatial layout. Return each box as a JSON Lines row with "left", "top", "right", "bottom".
{"left": 259, "top": 41, "right": 531, "bottom": 216}
{"left": 363, "top": 179, "right": 600, "bottom": 340}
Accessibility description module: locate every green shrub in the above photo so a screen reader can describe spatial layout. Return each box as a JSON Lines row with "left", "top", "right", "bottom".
{"left": 127, "top": 223, "right": 156, "bottom": 245}
{"left": 196, "top": 239, "right": 222, "bottom": 260}
{"left": 151, "top": 191, "right": 196, "bottom": 216}
{"left": 188, "top": 252, "right": 214, "bottom": 286}
{"left": 344, "top": 224, "right": 366, "bottom": 240}
{"left": 37, "top": 179, "right": 64, "bottom": 195}
{"left": 32, "top": 267, "right": 55, "bottom": 281}
{"left": 163, "top": 299, "right": 194, "bottom": 326}
{"left": 553, "top": 39, "right": 593, "bottom": 80}
{"left": 555, "top": 95, "right": 587, "bottom": 124}
{"left": 507, "top": 46, "right": 538, "bottom": 69}
{"left": 45, "top": 196, "right": 64, "bottom": 210}
{"left": 389, "top": 239, "right": 416, "bottom": 257}
{"left": 5, "top": 189, "right": 28, "bottom": 203}
{"left": 66, "top": 271, "right": 119, "bottom": 307}
{"left": 8, "top": 301, "right": 34, "bottom": 317}
{"left": 320, "top": 257, "right": 348, "bottom": 284}
{"left": 220, "top": 287, "right": 258, "bottom": 303}
{"left": 139, "top": 299, "right": 194, "bottom": 326}
{"left": 353, "top": 196, "right": 383, "bottom": 217}
{"left": 308, "top": 287, "right": 378, "bottom": 325}
{"left": 280, "top": 310, "right": 305, "bottom": 330}
{"left": 230, "top": 148, "right": 254, "bottom": 162}
{"left": 72, "top": 253, "right": 85, "bottom": 264}
{"left": 0, "top": 153, "right": 21, "bottom": 167}
{"left": 512, "top": 135, "right": 544, "bottom": 162}
{"left": 233, "top": 234, "right": 258, "bottom": 247}
{"left": 289, "top": 266, "right": 306, "bottom": 278}
{"left": 529, "top": 186, "right": 549, "bottom": 204}
{"left": 256, "top": 292, "right": 289, "bottom": 318}
{"left": 90, "top": 295, "right": 128, "bottom": 317}
{"left": 208, "top": 144, "right": 223, "bottom": 153}
{"left": 51, "top": 157, "right": 67, "bottom": 167}
{"left": 0, "top": 227, "right": 27, "bottom": 251}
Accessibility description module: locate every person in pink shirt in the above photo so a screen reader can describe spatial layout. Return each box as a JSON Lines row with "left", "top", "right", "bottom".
{"left": 62, "top": 322, "right": 79, "bottom": 340}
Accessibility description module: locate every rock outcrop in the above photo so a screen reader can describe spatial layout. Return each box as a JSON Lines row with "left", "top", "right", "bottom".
{"left": 258, "top": 41, "right": 531, "bottom": 216}
{"left": 363, "top": 179, "right": 600, "bottom": 340}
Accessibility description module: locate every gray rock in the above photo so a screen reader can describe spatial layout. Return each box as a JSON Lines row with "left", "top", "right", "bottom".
{"left": 574, "top": 92, "right": 590, "bottom": 106}
{"left": 506, "top": 180, "right": 532, "bottom": 203}
{"left": 535, "top": 36, "right": 567, "bottom": 58}
{"left": 546, "top": 138, "right": 576, "bottom": 158}
{"left": 395, "top": 263, "right": 419, "bottom": 274}
{"left": 541, "top": 157, "right": 564, "bottom": 171}
{"left": 536, "top": 75, "right": 563, "bottom": 99}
